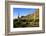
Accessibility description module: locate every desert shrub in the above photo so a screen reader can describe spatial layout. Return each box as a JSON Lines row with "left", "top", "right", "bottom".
{"left": 29, "top": 19, "right": 33, "bottom": 22}
{"left": 21, "top": 19, "right": 26, "bottom": 22}
{"left": 35, "top": 19, "right": 39, "bottom": 22}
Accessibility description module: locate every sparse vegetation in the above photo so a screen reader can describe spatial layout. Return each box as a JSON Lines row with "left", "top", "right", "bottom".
{"left": 13, "top": 9, "right": 39, "bottom": 28}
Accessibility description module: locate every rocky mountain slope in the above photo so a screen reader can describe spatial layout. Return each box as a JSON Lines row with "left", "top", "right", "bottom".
{"left": 13, "top": 9, "right": 39, "bottom": 28}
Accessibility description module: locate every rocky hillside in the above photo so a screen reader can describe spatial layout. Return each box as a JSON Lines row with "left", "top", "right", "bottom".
{"left": 21, "top": 9, "right": 39, "bottom": 22}
{"left": 13, "top": 9, "right": 39, "bottom": 28}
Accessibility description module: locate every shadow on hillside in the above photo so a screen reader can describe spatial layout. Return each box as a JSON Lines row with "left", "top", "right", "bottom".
{"left": 13, "top": 18, "right": 39, "bottom": 28}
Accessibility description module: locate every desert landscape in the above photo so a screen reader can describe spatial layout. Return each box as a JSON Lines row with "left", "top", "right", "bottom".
{"left": 13, "top": 9, "right": 39, "bottom": 28}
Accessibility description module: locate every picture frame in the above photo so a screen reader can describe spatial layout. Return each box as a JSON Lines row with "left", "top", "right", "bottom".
{"left": 5, "top": 1, "right": 45, "bottom": 36}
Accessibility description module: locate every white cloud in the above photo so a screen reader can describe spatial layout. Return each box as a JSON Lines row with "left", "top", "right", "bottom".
{"left": 13, "top": 16, "right": 22, "bottom": 19}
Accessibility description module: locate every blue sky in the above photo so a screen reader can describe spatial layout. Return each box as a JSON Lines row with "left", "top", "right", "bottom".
{"left": 13, "top": 8, "right": 36, "bottom": 18}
